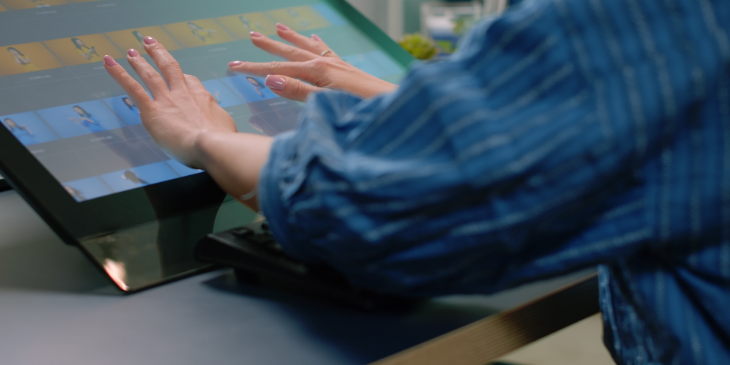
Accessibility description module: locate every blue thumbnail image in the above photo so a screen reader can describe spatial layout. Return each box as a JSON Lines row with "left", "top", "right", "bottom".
{"left": 221, "top": 75, "right": 278, "bottom": 103}
{"left": 201, "top": 79, "right": 244, "bottom": 108}
{"left": 1, "top": 111, "right": 59, "bottom": 146}
{"left": 166, "top": 159, "right": 204, "bottom": 177}
{"left": 37, "top": 100, "right": 127, "bottom": 138}
{"left": 342, "top": 53, "right": 385, "bottom": 77}
{"left": 103, "top": 95, "right": 142, "bottom": 126}
{"left": 99, "top": 161, "right": 179, "bottom": 193}
{"left": 367, "top": 51, "right": 403, "bottom": 76}
{"left": 62, "top": 176, "right": 113, "bottom": 202}
{"left": 312, "top": 3, "right": 347, "bottom": 26}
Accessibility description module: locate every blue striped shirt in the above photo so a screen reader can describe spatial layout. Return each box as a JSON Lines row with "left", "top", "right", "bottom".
{"left": 259, "top": 0, "right": 730, "bottom": 363}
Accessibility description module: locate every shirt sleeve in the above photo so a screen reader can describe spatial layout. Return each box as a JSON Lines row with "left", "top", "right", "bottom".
{"left": 258, "top": 0, "right": 697, "bottom": 296}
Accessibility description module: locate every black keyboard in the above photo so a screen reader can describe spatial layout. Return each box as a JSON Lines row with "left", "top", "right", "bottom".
{"left": 196, "top": 221, "right": 417, "bottom": 311}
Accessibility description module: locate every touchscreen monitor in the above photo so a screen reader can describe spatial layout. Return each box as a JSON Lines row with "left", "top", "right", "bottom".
{"left": 0, "top": 0, "right": 408, "bottom": 204}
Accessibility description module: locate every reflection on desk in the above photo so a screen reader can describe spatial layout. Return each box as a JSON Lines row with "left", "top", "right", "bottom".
{"left": 0, "top": 190, "right": 593, "bottom": 365}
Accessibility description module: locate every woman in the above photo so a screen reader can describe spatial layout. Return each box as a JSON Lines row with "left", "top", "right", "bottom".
{"left": 69, "top": 105, "right": 104, "bottom": 132}
{"left": 286, "top": 9, "right": 311, "bottom": 29}
{"left": 3, "top": 117, "right": 35, "bottom": 145}
{"left": 105, "top": 1, "right": 730, "bottom": 362}
{"left": 239, "top": 15, "right": 264, "bottom": 34}
{"left": 246, "top": 77, "right": 267, "bottom": 98}
{"left": 187, "top": 22, "right": 217, "bottom": 43}
{"left": 70, "top": 38, "right": 100, "bottom": 62}
{"left": 122, "top": 97, "right": 139, "bottom": 114}
{"left": 132, "top": 31, "right": 146, "bottom": 48}
{"left": 7, "top": 47, "right": 39, "bottom": 72}
{"left": 121, "top": 170, "right": 148, "bottom": 185}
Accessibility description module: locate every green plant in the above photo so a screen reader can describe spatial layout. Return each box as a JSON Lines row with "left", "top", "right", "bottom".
{"left": 398, "top": 33, "right": 439, "bottom": 60}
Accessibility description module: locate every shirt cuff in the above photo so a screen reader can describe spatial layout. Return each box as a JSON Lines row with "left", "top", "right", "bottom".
{"left": 258, "top": 131, "right": 319, "bottom": 263}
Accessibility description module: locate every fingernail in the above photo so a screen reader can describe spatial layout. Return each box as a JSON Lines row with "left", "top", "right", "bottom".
{"left": 250, "top": 31, "right": 263, "bottom": 38}
{"left": 276, "top": 23, "right": 289, "bottom": 31}
{"left": 265, "top": 75, "right": 286, "bottom": 91}
{"left": 144, "top": 36, "right": 157, "bottom": 45}
{"left": 128, "top": 49, "right": 140, "bottom": 57}
{"left": 228, "top": 60, "right": 243, "bottom": 68}
{"left": 312, "top": 34, "right": 321, "bottom": 42}
{"left": 103, "top": 55, "right": 117, "bottom": 66}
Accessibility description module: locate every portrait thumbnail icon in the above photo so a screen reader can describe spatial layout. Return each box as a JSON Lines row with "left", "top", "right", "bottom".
{"left": 163, "top": 19, "right": 235, "bottom": 48}
{"left": 44, "top": 34, "right": 123, "bottom": 66}
{"left": 63, "top": 176, "right": 112, "bottom": 202}
{"left": 0, "top": 0, "right": 68, "bottom": 10}
{"left": 36, "top": 100, "right": 126, "bottom": 138}
{"left": 1, "top": 111, "right": 59, "bottom": 146}
{"left": 105, "top": 26, "right": 182, "bottom": 55}
{"left": 266, "top": 6, "right": 331, "bottom": 31}
{"left": 0, "top": 42, "right": 63, "bottom": 76}
{"left": 216, "top": 12, "right": 277, "bottom": 39}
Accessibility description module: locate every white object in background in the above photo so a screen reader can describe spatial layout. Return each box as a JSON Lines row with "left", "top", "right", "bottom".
{"left": 484, "top": 0, "right": 508, "bottom": 15}
{"left": 346, "top": 0, "right": 403, "bottom": 40}
{"left": 386, "top": 0, "right": 404, "bottom": 41}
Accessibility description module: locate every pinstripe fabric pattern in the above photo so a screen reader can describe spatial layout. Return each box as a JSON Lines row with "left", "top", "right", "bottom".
{"left": 258, "top": 0, "right": 730, "bottom": 363}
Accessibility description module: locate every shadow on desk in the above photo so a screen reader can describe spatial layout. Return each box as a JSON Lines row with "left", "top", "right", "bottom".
{"left": 0, "top": 240, "right": 109, "bottom": 293}
{"left": 202, "top": 270, "right": 501, "bottom": 364}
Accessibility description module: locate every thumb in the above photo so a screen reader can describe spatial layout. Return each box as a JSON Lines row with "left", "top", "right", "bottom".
{"left": 265, "top": 75, "right": 318, "bottom": 102}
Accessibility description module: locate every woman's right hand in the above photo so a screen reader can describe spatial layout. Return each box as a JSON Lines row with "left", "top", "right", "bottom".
{"left": 228, "top": 24, "right": 397, "bottom": 102}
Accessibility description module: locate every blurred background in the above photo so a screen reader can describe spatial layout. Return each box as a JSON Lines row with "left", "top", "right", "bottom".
{"left": 348, "top": 0, "right": 507, "bottom": 59}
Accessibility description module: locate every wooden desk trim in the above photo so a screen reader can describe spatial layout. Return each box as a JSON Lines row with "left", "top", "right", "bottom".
{"left": 372, "top": 274, "right": 599, "bottom": 365}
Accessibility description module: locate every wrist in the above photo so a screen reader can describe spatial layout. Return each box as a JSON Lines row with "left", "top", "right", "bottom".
{"left": 191, "top": 130, "right": 222, "bottom": 169}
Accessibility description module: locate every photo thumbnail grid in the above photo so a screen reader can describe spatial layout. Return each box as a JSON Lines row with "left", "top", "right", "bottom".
{"left": 0, "top": 2, "right": 400, "bottom": 202}
{"left": 0, "top": 5, "right": 336, "bottom": 75}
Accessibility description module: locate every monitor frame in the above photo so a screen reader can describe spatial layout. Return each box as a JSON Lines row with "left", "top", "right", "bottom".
{"left": 0, "top": 0, "right": 414, "bottom": 245}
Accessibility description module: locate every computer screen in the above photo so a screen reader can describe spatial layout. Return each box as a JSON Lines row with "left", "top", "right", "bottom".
{"left": 0, "top": 0, "right": 406, "bottom": 202}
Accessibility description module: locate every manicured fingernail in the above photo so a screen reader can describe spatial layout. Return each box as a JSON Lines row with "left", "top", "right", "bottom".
{"left": 103, "top": 55, "right": 117, "bottom": 66}
{"left": 228, "top": 61, "right": 243, "bottom": 68}
{"left": 312, "top": 34, "right": 321, "bottom": 42}
{"left": 143, "top": 36, "right": 157, "bottom": 45}
{"left": 265, "top": 75, "right": 286, "bottom": 91}
{"left": 276, "top": 23, "right": 289, "bottom": 31}
{"left": 250, "top": 31, "right": 263, "bottom": 38}
{"left": 128, "top": 49, "right": 140, "bottom": 57}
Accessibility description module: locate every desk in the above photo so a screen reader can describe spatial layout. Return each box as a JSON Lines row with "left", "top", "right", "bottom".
{"left": 0, "top": 190, "right": 594, "bottom": 365}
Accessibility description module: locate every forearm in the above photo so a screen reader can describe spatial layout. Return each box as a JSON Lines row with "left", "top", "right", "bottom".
{"left": 194, "top": 131, "right": 273, "bottom": 211}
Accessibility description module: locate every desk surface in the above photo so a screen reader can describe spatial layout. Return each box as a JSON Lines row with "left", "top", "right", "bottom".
{"left": 0, "top": 190, "right": 593, "bottom": 365}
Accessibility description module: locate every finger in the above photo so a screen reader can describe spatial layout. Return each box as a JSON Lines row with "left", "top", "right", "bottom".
{"left": 125, "top": 48, "right": 170, "bottom": 99}
{"left": 229, "top": 60, "right": 318, "bottom": 84}
{"left": 264, "top": 75, "right": 319, "bottom": 102}
{"left": 249, "top": 32, "right": 317, "bottom": 62}
{"left": 103, "top": 55, "right": 152, "bottom": 107}
{"left": 276, "top": 24, "right": 338, "bottom": 58}
{"left": 141, "top": 37, "right": 188, "bottom": 91}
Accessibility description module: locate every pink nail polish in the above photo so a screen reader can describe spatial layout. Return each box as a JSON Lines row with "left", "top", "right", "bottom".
{"left": 103, "top": 55, "right": 117, "bottom": 66}
{"left": 143, "top": 36, "right": 157, "bottom": 45}
{"left": 128, "top": 49, "right": 140, "bottom": 57}
{"left": 265, "top": 75, "right": 286, "bottom": 91}
{"left": 312, "top": 34, "right": 321, "bottom": 42}
{"left": 276, "top": 23, "right": 289, "bottom": 31}
{"left": 250, "top": 31, "right": 263, "bottom": 38}
{"left": 228, "top": 60, "right": 243, "bottom": 67}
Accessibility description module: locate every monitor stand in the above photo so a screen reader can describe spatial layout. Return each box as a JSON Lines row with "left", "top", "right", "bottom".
{"left": 77, "top": 198, "right": 257, "bottom": 292}
{"left": 0, "top": 177, "right": 10, "bottom": 192}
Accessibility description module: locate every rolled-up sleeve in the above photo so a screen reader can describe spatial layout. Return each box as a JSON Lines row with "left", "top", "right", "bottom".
{"left": 258, "top": 0, "right": 701, "bottom": 296}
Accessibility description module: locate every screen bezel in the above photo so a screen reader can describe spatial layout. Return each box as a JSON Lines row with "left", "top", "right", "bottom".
{"left": 0, "top": 0, "right": 414, "bottom": 242}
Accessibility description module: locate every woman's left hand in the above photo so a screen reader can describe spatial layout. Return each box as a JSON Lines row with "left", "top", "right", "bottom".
{"left": 229, "top": 24, "right": 397, "bottom": 102}
{"left": 103, "top": 39, "right": 237, "bottom": 168}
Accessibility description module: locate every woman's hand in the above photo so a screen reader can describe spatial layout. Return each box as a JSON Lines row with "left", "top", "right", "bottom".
{"left": 228, "top": 24, "right": 397, "bottom": 102}
{"left": 103, "top": 40, "right": 237, "bottom": 168}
